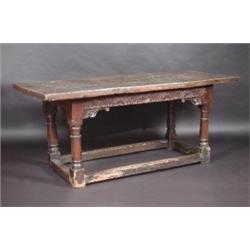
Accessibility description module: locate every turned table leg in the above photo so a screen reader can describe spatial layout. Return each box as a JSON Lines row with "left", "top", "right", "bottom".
{"left": 66, "top": 101, "right": 86, "bottom": 188}
{"left": 166, "top": 101, "right": 177, "bottom": 149}
{"left": 43, "top": 102, "right": 60, "bottom": 164}
{"left": 199, "top": 86, "right": 213, "bottom": 164}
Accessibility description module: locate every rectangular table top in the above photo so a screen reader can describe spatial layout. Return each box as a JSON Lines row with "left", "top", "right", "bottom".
{"left": 13, "top": 71, "right": 239, "bottom": 101}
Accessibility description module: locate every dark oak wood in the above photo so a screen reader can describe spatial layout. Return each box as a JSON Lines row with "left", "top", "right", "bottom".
{"left": 43, "top": 102, "right": 60, "bottom": 162}
{"left": 59, "top": 139, "right": 200, "bottom": 164}
{"left": 51, "top": 152, "right": 201, "bottom": 185}
{"left": 64, "top": 101, "right": 86, "bottom": 187}
{"left": 82, "top": 87, "right": 207, "bottom": 119}
{"left": 61, "top": 139, "right": 168, "bottom": 162}
{"left": 13, "top": 71, "right": 239, "bottom": 188}
{"left": 86, "top": 153, "right": 201, "bottom": 184}
{"left": 13, "top": 71, "right": 239, "bottom": 101}
{"left": 199, "top": 85, "right": 213, "bottom": 163}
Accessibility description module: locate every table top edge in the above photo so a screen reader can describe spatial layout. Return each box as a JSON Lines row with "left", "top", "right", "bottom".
{"left": 13, "top": 73, "right": 240, "bottom": 102}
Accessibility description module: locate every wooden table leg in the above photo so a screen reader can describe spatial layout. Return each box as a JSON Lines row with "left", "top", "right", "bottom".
{"left": 166, "top": 101, "right": 177, "bottom": 149}
{"left": 199, "top": 86, "right": 213, "bottom": 164}
{"left": 66, "top": 101, "right": 86, "bottom": 188}
{"left": 43, "top": 102, "right": 60, "bottom": 164}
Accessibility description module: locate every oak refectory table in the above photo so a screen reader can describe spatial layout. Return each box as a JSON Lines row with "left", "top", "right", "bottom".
{"left": 13, "top": 71, "right": 239, "bottom": 188}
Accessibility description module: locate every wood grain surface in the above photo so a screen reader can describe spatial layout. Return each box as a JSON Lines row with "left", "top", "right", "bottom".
{"left": 13, "top": 71, "right": 239, "bottom": 101}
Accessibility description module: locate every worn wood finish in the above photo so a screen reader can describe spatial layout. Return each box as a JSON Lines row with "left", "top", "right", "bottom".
{"left": 82, "top": 87, "right": 206, "bottom": 119}
{"left": 50, "top": 158, "right": 86, "bottom": 188}
{"left": 50, "top": 159, "right": 70, "bottom": 182}
{"left": 199, "top": 85, "right": 213, "bottom": 164}
{"left": 43, "top": 102, "right": 60, "bottom": 162}
{"left": 64, "top": 101, "right": 85, "bottom": 170}
{"left": 62, "top": 101, "right": 87, "bottom": 187}
{"left": 49, "top": 139, "right": 200, "bottom": 186}
{"left": 86, "top": 153, "right": 201, "bottom": 184}
{"left": 13, "top": 71, "right": 239, "bottom": 188}
{"left": 61, "top": 139, "right": 168, "bottom": 163}
{"left": 59, "top": 139, "right": 200, "bottom": 164}
{"left": 13, "top": 71, "right": 239, "bottom": 101}
{"left": 50, "top": 152, "right": 201, "bottom": 186}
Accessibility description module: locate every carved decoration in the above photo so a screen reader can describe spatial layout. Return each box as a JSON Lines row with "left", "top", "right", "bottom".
{"left": 84, "top": 107, "right": 111, "bottom": 119}
{"left": 189, "top": 97, "right": 203, "bottom": 106}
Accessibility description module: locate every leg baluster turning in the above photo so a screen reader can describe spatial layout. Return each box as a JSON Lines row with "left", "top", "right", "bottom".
{"left": 199, "top": 86, "right": 213, "bottom": 164}
{"left": 43, "top": 102, "right": 60, "bottom": 164}
{"left": 199, "top": 103, "right": 210, "bottom": 163}
{"left": 66, "top": 102, "right": 86, "bottom": 188}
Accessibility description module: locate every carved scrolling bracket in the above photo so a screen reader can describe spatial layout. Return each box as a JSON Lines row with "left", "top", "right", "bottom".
{"left": 180, "top": 95, "right": 206, "bottom": 106}
{"left": 189, "top": 97, "right": 204, "bottom": 106}
{"left": 84, "top": 107, "right": 110, "bottom": 119}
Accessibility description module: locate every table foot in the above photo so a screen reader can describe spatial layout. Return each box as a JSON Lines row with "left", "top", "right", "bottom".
{"left": 69, "top": 168, "right": 86, "bottom": 188}
{"left": 200, "top": 144, "right": 211, "bottom": 164}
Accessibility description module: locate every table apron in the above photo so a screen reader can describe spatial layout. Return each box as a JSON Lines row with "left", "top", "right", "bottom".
{"left": 80, "top": 87, "right": 207, "bottom": 119}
